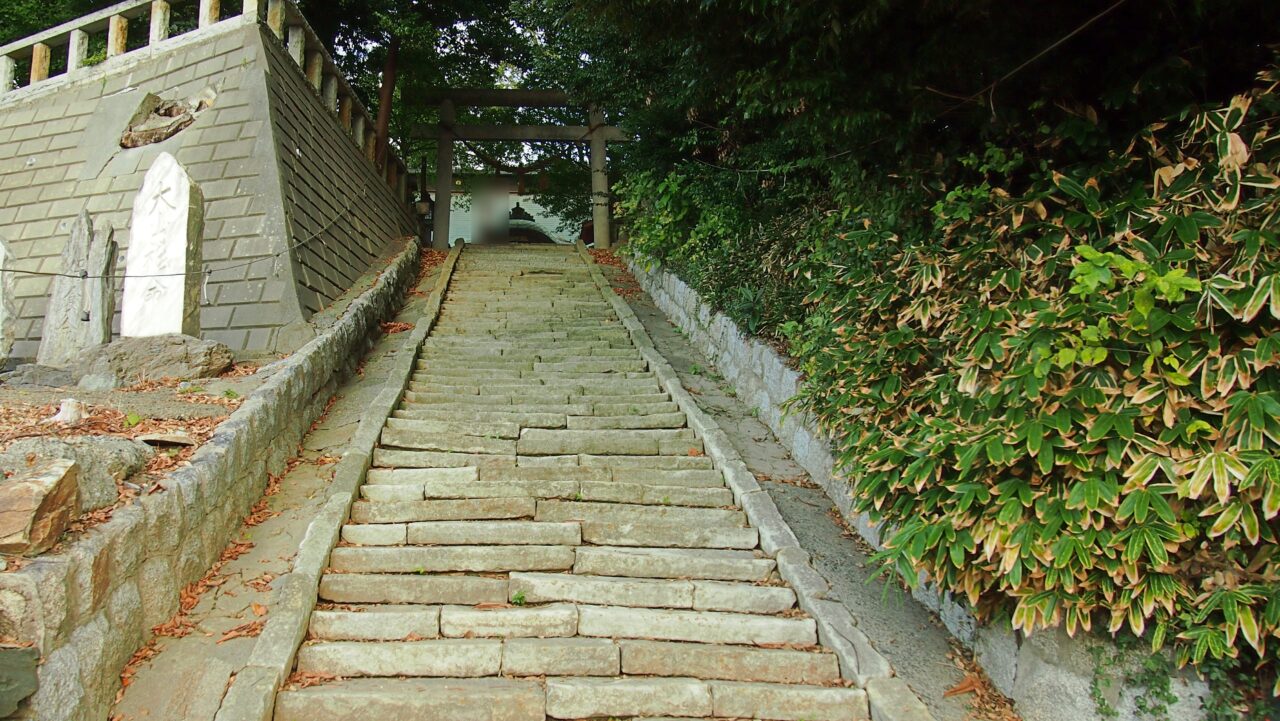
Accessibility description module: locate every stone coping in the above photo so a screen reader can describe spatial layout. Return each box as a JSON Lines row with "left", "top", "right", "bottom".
{"left": 0, "top": 235, "right": 426, "bottom": 721}
{"left": 213, "top": 241, "right": 463, "bottom": 721}
{"left": 625, "top": 253, "right": 1209, "bottom": 721}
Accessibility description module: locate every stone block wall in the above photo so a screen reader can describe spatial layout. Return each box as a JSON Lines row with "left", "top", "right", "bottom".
{"left": 0, "top": 236, "right": 420, "bottom": 721}
{"left": 628, "top": 255, "right": 1209, "bottom": 721}
{"left": 0, "top": 19, "right": 416, "bottom": 358}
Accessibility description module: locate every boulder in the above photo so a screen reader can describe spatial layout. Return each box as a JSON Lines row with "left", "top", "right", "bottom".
{"left": 0, "top": 364, "right": 76, "bottom": 388}
{"left": 0, "top": 646, "right": 38, "bottom": 716}
{"left": 0, "top": 459, "right": 79, "bottom": 556}
{"left": 76, "top": 334, "right": 233, "bottom": 390}
{"left": 0, "top": 436, "right": 151, "bottom": 512}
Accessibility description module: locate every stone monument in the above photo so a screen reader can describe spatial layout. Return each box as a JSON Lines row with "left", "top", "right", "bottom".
{"left": 120, "top": 152, "right": 204, "bottom": 338}
{"left": 0, "top": 236, "right": 13, "bottom": 367}
{"left": 36, "top": 212, "right": 118, "bottom": 367}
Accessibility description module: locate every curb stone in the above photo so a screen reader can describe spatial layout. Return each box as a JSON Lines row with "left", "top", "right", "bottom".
{"left": 213, "top": 242, "right": 464, "bottom": 721}
{"left": 576, "top": 243, "right": 924, "bottom": 718}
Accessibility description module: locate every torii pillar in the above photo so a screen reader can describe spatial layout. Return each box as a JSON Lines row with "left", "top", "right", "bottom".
{"left": 432, "top": 99, "right": 455, "bottom": 250}
{"left": 589, "top": 108, "right": 611, "bottom": 250}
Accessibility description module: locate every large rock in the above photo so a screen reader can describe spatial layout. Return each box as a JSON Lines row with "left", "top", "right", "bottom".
{"left": 0, "top": 436, "right": 151, "bottom": 512}
{"left": 0, "top": 646, "right": 38, "bottom": 716}
{"left": 76, "top": 334, "right": 233, "bottom": 389}
{"left": 0, "top": 236, "right": 13, "bottom": 367}
{"left": 0, "top": 364, "right": 76, "bottom": 388}
{"left": 36, "top": 211, "right": 118, "bottom": 368}
{"left": 0, "top": 459, "right": 79, "bottom": 556}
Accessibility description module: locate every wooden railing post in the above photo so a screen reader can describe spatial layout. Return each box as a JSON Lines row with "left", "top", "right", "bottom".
{"left": 107, "top": 15, "right": 129, "bottom": 58}
{"left": 29, "top": 43, "right": 51, "bottom": 83}
{"left": 304, "top": 50, "right": 323, "bottom": 90}
{"left": 198, "top": 0, "right": 220, "bottom": 28}
{"left": 68, "top": 30, "right": 88, "bottom": 71}
{"left": 150, "top": 0, "right": 171, "bottom": 44}
{"left": 285, "top": 25, "right": 305, "bottom": 66}
{"left": 266, "top": 0, "right": 286, "bottom": 37}
{"left": 364, "top": 129, "right": 377, "bottom": 161}
{"left": 0, "top": 56, "right": 14, "bottom": 95}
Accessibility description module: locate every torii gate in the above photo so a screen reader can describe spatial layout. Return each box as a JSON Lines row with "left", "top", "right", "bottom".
{"left": 414, "top": 89, "right": 627, "bottom": 250}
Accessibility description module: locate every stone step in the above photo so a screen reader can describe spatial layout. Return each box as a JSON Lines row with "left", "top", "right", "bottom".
{"left": 439, "top": 602, "right": 578, "bottom": 638}
{"left": 384, "top": 417, "right": 519, "bottom": 440}
{"left": 619, "top": 640, "right": 839, "bottom": 684}
{"left": 573, "top": 546, "right": 775, "bottom": 582}
{"left": 296, "top": 640, "right": 501, "bottom": 681}
{"left": 544, "top": 677, "right": 711, "bottom": 719}
{"left": 580, "top": 454, "right": 716, "bottom": 470}
{"left": 403, "top": 391, "right": 573, "bottom": 407}
{"left": 319, "top": 573, "right": 507, "bottom": 605}
{"left": 505, "top": 573, "right": 789, "bottom": 614}
{"left": 476, "top": 466, "right": 611, "bottom": 483}
{"left": 583, "top": 394, "right": 674, "bottom": 408}
{"left": 328, "top": 545, "right": 575, "bottom": 573}
{"left": 579, "top": 522, "right": 758, "bottom": 550}
{"left": 567, "top": 413, "right": 687, "bottom": 430}
{"left": 275, "top": 678, "right": 545, "bottom": 721}
{"left": 517, "top": 429, "right": 697, "bottom": 456}
{"left": 536, "top": 500, "right": 745, "bottom": 527}
{"left": 392, "top": 408, "right": 567, "bottom": 428}
{"left": 578, "top": 481, "right": 733, "bottom": 507}
{"left": 400, "top": 397, "right": 593, "bottom": 415}
{"left": 365, "top": 467, "right": 478, "bottom": 485}
{"left": 502, "top": 637, "right": 619, "bottom": 676}
{"left": 410, "top": 375, "right": 662, "bottom": 395}
{"left": 533, "top": 359, "right": 648, "bottom": 373}
{"left": 371, "top": 449, "right": 517, "bottom": 469}
{"left": 351, "top": 498, "right": 534, "bottom": 523}
{"left": 380, "top": 428, "right": 517, "bottom": 455}
{"left": 361, "top": 479, "right": 579, "bottom": 502}
{"left": 608, "top": 468, "right": 725, "bottom": 487}
{"left": 577, "top": 605, "right": 816, "bottom": 646}
{"left": 709, "top": 681, "right": 868, "bottom": 720}
{"left": 405, "top": 521, "right": 582, "bottom": 546}
{"left": 309, "top": 606, "right": 441, "bottom": 641}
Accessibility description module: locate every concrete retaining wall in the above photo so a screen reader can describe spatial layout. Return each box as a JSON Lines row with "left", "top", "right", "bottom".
{"left": 628, "top": 254, "right": 1209, "bottom": 721}
{"left": 0, "top": 236, "right": 422, "bottom": 721}
{"left": 0, "top": 19, "right": 416, "bottom": 357}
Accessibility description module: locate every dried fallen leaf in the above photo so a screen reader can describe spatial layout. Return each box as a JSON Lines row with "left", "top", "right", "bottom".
{"left": 251, "top": 603, "right": 268, "bottom": 617}
{"left": 217, "top": 620, "right": 264, "bottom": 644}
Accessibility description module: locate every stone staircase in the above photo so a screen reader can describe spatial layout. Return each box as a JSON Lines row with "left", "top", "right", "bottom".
{"left": 273, "top": 245, "right": 868, "bottom": 720}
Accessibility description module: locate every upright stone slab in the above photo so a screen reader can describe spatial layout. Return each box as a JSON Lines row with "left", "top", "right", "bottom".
{"left": 36, "top": 212, "right": 119, "bottom": 367}
{"left": 0, "top": 236, "right": 13, "bottom": 366}
{"left": 121, "top": 153, "right": 204, "bottom": 338}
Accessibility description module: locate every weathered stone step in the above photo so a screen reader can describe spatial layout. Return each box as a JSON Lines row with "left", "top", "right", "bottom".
{"left": 608, "top": 467, "right": 724, "bottom": 486}
{"left": 578, "top": 480, "right": 733, "bottom": 507}
{"left": 351, "top": 498, "right": 533, "bottom": 523}
{"left": 371, "top": 448, "right": 517, "bottom": 469}
{"left": 536, "top": 500, "right": 745, "bottom": 527}
{"left": 380, "top": 428, "right": 517, "bottom": 455}
{"left": 309, "top": 606, "right": 440, "bottom": 641}
{"left": 577, "top": 605, "right": 816, "bottom": 646}
{"left": 393, "top": 408, "right": 567, "bottom": 428}
{"left": 319, "top": 573, "right": 507, "bottom": 605}
{"left": 580, "top": 522, "right": 758, "bottom": 550}
{"left": 274, "top": 678, "right": 544, "bottom": 721}
{"left": 506, "top": 573, "right": 791, "bottom": 614}
{"left": 384, "top": 417, "right": 521, "bottom": 439}
{"left": 544, "top": 677, "right": 710, "bottom": 719}
{"left": 410, "top": 375, "right": 662, "bottom": 395}
{"left": 590, "top": 401, "right": 682, "bottom": 416}
{"left": 620, "top": 640, "right": 838, "bottom": 684}
{"left": 709, "top": 680, "right": 868, "bottom": 720}
{"left": 502, "top": 637, "right": 619, "bottom": 676}
{"left": 406, "top": 521, "right": 581, "bottom": 546}
{"left": 440, "top": 602, "right": 578, "bottom": 638}
{"left": 568, "top": 413, "right": 687, "bottom": 430}
{"left": 476, "top": 466, "right": 610, "bottom": 483}
{"left": 295, "top": 640, "right": 504, "bottom": 681}
{"left": 533, "top": 359, "right": 648, "bottom": 373}
{"left": 365, "top": 467, "right": 478, "bottom": 485}
{"left": 581, "top": 454, "right": 716, "bottom": 470}
{"left": 328, "top": 545, "right": 575, "bottom": 573}
{"left": 517, "top": 429, "right": 697, "bottom": 456}
{"left": 573, "top": 546, "right": 775, "bottom": 581}
{"left": 403, "top": 391, "right": 575, "bottom": 407}
{"left": 362, "top": 479, "right": 579, "bottom": 502}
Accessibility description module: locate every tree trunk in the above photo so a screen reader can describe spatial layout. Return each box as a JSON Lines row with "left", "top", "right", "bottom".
{"left": 374, "top": 35, "right": 400, "bottom": 169}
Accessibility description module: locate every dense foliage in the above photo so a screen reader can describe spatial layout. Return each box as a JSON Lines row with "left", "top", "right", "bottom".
{"left": 522, "top": 0, "right": 1280, "bottom": 707}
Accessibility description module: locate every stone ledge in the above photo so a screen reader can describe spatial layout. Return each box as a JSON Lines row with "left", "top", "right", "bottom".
{"left": 1, "top": 235, "right": 426, "bottom": 721}
{"left": 627, "top": 254, "right": 1209, "bottom": 721}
